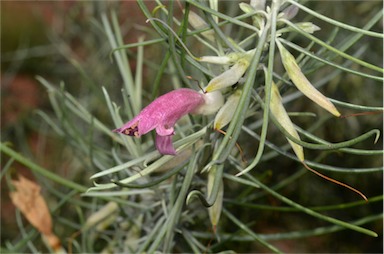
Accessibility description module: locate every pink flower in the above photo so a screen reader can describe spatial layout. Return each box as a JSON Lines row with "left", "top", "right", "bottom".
{"left": 114, "top": 88, "right": 223, "bottom": 155}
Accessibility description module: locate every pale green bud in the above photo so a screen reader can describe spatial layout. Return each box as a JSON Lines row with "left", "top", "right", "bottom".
{"left": 281, "top": 5, "right": 299, "bottom": 20}
{"left": 205, "top": 58, "right": 250, "bottom": 92}
{"left": 207, "top": 166, "right": 223, "bottom": 230}
{"left": 240, "top": 1, "right": 266, "bottom": 30}
{"left": 198, "top": 51, "right": 254, "bottom": 65}
{"left": 276, "top": 40, "right": 340, "bottom": 117}
{"left": 198, "top": 52, "right": 241, "bottom": 65}
{"left": 270, "top": 82, "right": 304, "bottom": 161}
{"left": 187, "top": 10, "right": 215, "bottom": 42}
{"left": 214, "top": 89, "right": 242, "bottom": 130}
{"left": 250, "top": 0, "right": 266, "bottom": 11}
{"left": 239, "top": 3, "right": 255, "bottom": 14}
{"left": 296, "top": 22, "right": 321, "bottom": 34}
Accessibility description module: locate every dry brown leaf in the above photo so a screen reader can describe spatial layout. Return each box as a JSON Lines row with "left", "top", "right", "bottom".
{"left": 42, "top": 234, "right": 62, "bottom": 252}
{"left": 10, "top": 175, "right": 66, "bottom": 253}
{"left": 10, "top": 175, "right": 53, "bottom": 235}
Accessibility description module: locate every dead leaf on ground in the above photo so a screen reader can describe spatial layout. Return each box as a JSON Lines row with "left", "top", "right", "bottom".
{"left": 9, "top": 175, "right": 63, "bottom": 252}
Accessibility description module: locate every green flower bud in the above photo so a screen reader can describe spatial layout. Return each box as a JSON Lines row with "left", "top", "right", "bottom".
{"left": 239, "top": 3, "right": 255, "bottom": 14}
{"left": 208, "top": 167, "right": 223, "bottom": 230}
{"left": 276, "top": 40, "right": 340, "bottom": 117}
{"left": 187, "top": 10, "right": 215, "bottom": 42}
{"left": 281, "top": 5, "right": 299, "bottom": 20}
{"left": 198, "top": 52, "right": 241, "bottom": 65}
{"left": 296, "top": 22, "right": 321, "bottom": 34}
{"left": 270, "top": 82, "right": 304, "bottom": 161}
{"left": 214, "top": 89, "right": 242, "bottom": 130}
{"left": 205, "top": 58, "right": 250, "bottom": 92}
{"left": 250, "top": 0, "right": 266, "bottom": 11}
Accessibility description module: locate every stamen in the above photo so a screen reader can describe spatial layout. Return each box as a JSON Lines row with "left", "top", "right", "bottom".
{"left": 123, "top": 122, "right": 139, "bottom": 137}
{"left": 186, "top": 75, "right": 206, "bottom": 93}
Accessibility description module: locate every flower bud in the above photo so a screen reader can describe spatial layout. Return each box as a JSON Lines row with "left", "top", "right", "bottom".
{"left": 207, "top": 167, "right": 223, "bottom": 230}
{"left": 250, "top": 0, "right": 266, "bottom": 11}
{"left": 240, "top": 2, "right": 265, "bottom": 30}
{"left": 270, "top": 82, "right": 304, "bottom": 161}
{"left": 198, "top": 50, "right": 255, "bottom": 65}
{"left": 296, "top": 22, "right": 320, "bottom": 34}
{"left": 281, "top": 5, "right": 299, "bottom": 20}
{"left": 239, "top": 3, "right": 255, "bottom": 14}
{"left": 205, "top": 58, "right": 250, "bottom": 92}
{"left": 187, "top": 10, "right": 215, "bottom": 42}
{"left": 214, "top": 89, "right": 242, "bottom": 130}
{"left": 198, "top": 52, "right": 241, "bottom": 65}
{"left": 276, "top": 40, "right": 340, "bottom": 117}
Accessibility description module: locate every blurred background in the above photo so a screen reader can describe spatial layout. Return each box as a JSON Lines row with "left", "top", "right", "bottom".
{"left": 1, "top": 1, "right": 382, "bottom": 253}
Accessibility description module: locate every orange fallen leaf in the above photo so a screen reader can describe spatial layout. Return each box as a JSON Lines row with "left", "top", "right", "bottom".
{"left": 10, "top": 175, "right": 63, "bottom": 252}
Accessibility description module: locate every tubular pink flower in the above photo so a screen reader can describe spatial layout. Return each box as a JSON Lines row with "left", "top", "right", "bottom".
{"left": 113, "top": 88, "right": 206, "bottom": 155}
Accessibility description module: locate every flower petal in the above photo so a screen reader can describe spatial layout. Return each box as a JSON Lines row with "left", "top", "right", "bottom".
{"left": 114, "top": 88, "right": 205, "bottom": 137}
{"left": 156, "top": 125, "right": 175, "bottom": 136}
{"left": 198, "top": 52, "right": 241, "bottom": 65}
{"left": 113, "top": 120, "right": 140, "bottom": 137}
{"left": 156, "top": 134, "right": 176, "bottom": 155}
{"left": 193, "top": 91, "right": 224, "bottom": 115}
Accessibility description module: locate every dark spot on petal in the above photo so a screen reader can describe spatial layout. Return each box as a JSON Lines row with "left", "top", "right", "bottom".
{"left": 123, "top": 122, "right": 139, "bottom": 137}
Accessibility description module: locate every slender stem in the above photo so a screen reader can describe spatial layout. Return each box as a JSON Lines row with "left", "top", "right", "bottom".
{"left": 204, "top": 11, "right": 272, "bottom": 171}
{"left": 0, "top": 143, "right": 87, "bottom": 192}
{"left": 282, "top": 19, "right": 383, "bottom": 73}
{"left": 286, "top": 0, "right": 383, "bottom": 38}
{"left": 249, "top": 174, "right": 378, "bottom": 237}
{"left": 236, "top": 0, "right": 280, "bottom": 176}
{"left": 223, "top": 208, "right": 282, "bottom": 253}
